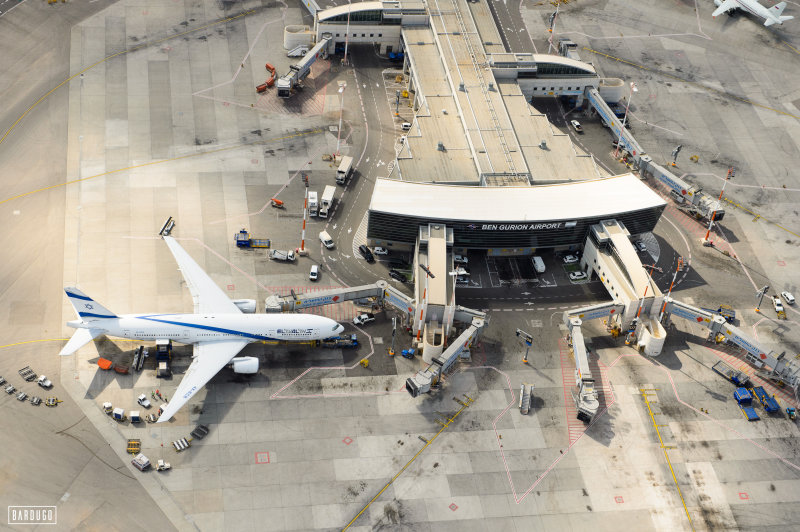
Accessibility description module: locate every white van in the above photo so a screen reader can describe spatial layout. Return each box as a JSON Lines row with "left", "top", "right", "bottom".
{"left": 401, "top": 122, "right": 412, "bottom": 131}
{"left": 532, "top": 256, "right": 545, "bottom": 273}
{"left": 319, "top": 231, "right": 335, "bottom": 249}
{"left": 309, "top": 265, "right": 319, "bottom": 281}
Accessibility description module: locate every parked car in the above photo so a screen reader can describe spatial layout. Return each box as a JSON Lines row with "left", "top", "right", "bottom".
{"left": 353, "top": 313, "right": 375, "bottom": 325}
{"left": 373, "top": 247, "right": 389, "bottom": 255}
{"left": 389, "top": 270, "right": 406, "bottom": 283}
{"left": 358, "top": 245, "right": 375, "bottom": 263}
{"left": 454, "top": 254, "right": 468, "bottom": 265}
{"left": 569, "top": 271, "right": 587, "bottom": 281}
{"left": 635, "top": 240, "right": 647, "bottom": 252}
{"left": 782, "top": 291, "right": 796, "bottom": 305}
{"left": 562, "top": 255, "right": 578, "bottom": 264}
{"left": 455, "top": 276, "right": 470, "bottom": 285}
{"left": 309, "top": 265, "right": 320, "bottom": 281}
{"left": 455, "top": 266, "right": 470, "bottom": 276}
{"left": 570, "top": 119, "right": 583, "bottom": 132}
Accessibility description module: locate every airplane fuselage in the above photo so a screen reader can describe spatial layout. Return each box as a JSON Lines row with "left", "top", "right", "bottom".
{"left": 70, "top": 312, "right": 343, "bottom": 344}
{"left": 715, "top": 0, "right": 787, "bottom": 24}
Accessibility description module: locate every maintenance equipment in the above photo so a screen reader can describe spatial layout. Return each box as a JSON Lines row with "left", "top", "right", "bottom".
{"left": 36, "top": 375, "right": 52, "bottom": 388}
{"left": 787, "top": 407, "right": 796, "bottom": 420}
{"left": 112, "top": 407, "right": 126, "bottom": 421}
{"left": 269, "top": 249, "right": 296, "bottom": 262}
{"left": 44, "top": 397, "right": 61, "bottom": 407}
{"left": 190, "top": 424, "right": 210, "bottom": 440}
{"left": 0, "top": 376, "right": 5, "bottom": 386}
{"left": 16, "top": 392, "right": 28, "bottom": 402}
{"left": 320, "top": 334, "right": 358, "bottom": 349}
{"left": 336, "top": 156, "right": 353, "bottom": 185}
{"left": 711, "top": 360, "right": 750, "bottom": 387}
{"left": 133, "top": 346, "right": 147, "bottom": 372}
{"left": 519, "top": 383, "right": 534, "bottom": 415}
{"left": 752, "top": 386, "right": 780, "bottom": 413}
{"left": 156, "top": 459, "right": 172, "bottom": 472}
{"left": 172, "top": 437, "right": 192, "bottom": 452}
{"left": 130, "top": 410, "right": 143, "bottom": 423}
{"left": 734, "top": 387, "right": 760, "bottom": 421}
{"left": 5, "top": 385, "right": 15, "bottom": 394}
{"left": 102, "top": 402, "right": 113, "bottom": 414}
{"left": 29, "top": 396, "right": 41, "bottom": 406}
{"left": 18, "top": 366, "right": 36, "bottom": 381}
{"left": 127, "top": 439, "right": 141, "bottom": 454}
{"left": 256, "top": 63, "right": 277, "bottom": 92}
{"left": 276, "top": 36, "right": 332, "bottom": 98}
{"left": 131, "top": 454, "right": 151, "bottom": 472}
{"left": 235, "top": 229, "right": 271, "bottom": 249}
{"left": 270, "top": 198, "right": 284, "bottom": 208}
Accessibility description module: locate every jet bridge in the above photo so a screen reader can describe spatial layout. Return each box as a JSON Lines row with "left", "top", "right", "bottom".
{"left": 405, "top": 316, "right": 485, "bottom": 397}
{"left": 663, "top": 298, "right": 800, "bottom": 398}
{"left": 562, "top": 302, "right": 623, "bottom": 422}
{"left": 264, "top": 280, "right": 415, "bottom": 323}
{"left": 276, "top": 36, "right": 332, "bottom": 98}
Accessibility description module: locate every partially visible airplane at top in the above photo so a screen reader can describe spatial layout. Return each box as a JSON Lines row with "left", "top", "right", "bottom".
{"left": 60, "top": 235, "right": 344, "bottom": 423}
{"left": 713, "top": 0, "right": 793, "bottom": 26}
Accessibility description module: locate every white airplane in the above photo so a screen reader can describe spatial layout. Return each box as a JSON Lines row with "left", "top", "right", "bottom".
{"left": 60, "top": 236, "right": 344, "bottom": 423}
{"left": 712, "top": 0, "right": 793, "bottom": 26}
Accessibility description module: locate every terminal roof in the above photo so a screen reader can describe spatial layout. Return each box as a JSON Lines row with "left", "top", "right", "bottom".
{"left": 369, "top": 174, "right": 666, "bottom": 222}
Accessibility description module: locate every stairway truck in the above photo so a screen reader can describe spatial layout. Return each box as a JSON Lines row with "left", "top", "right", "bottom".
{"left": 319, "top": 185, "right": 336, "bottom": 218}
{"left": 336, "top": 156, "right": 353, "bottom": 184}
{"left": 156, "top": 339, "right": 172, "bottom": 378}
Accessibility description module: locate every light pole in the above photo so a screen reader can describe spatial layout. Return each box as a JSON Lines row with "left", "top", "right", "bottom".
{"left": 614, "top": 82, "right": 638, "bottom": 158}
{"left": 343, "top": 0, "right": 351, "bottom": 66}
{"left": 704, "top": 167, "right": 733, "bottom": 243}
{"left": 755, "top": 285, "right": 770, "bottom": 312}
{"left": 336, "top": 83, "right": 346, "bottom": 156}
{"left": 516, "top": 328, "right": 533, "bottom": 364}
{"left": 547, "top": 2, "right": 560, "bottom": 54}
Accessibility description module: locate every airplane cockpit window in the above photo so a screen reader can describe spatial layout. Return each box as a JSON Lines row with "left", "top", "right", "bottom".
{"left": 332, "top": 325, "right": 339, "bottom": 331}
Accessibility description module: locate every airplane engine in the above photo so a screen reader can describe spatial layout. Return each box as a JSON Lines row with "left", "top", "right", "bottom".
{"left": 231, "top": 356, "right": 259, "bottom": 374}
{"left": 233, "top": 299, "right": 257, "bottom": 313}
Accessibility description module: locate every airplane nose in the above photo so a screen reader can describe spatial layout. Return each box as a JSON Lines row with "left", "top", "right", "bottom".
{"left": 337, "top": 324, "right": 345, "bottom": 334}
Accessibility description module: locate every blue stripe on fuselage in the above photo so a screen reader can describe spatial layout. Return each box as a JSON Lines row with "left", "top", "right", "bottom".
{"left": 66, "top": 291, "right": 93, "bottom": 301}
{"left": 79, "top": 312, "right": 117, "bottom": 319}
{"left": 138, "top": 316, "right": 276, "bottom": 341}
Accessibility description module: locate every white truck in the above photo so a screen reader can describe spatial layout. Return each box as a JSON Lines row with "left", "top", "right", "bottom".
{"left": 36, "top": 375, "right": 52, "bottom": 388}
{"left": 318, "top": 185, "right": 336, "bottom": 218}
{"left": 307, "top": 190, "right": 318, "bottom": 216}
{"left": 269, "top": 249, "right": 296, "bottom": 261}
{"left": 131, "top": 453, "right": 151, "bottom": 472}
{"left": 336, "top": 156, "right": 353, "bottom": 185}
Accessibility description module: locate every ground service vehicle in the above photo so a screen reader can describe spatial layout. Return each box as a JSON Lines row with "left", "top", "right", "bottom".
{"left": 269, "top": 249, "right": 296, "bottom": 261}
{"left": 132, "top": 454, "right": 151, "bottom": 471}
{"left": 137, "top": 394, "right": 151, "bottom": 408}
{"left": 307, "top": 191, "right": 318, "bottom": 216}
{"left": 309, "top": 265, "right": 319, "bottom": 281}
{"left": 319, "top": 231, "right": 335, "bottom": 249}
{"left": 319, "top": 186, "right": 336, "bottom": 218}
{"left": 156, "top": 339, "right": 172, "bottom": 378}
{"left": 532, "top": 256, "right": 545, "bottom": 273}
{"left": 353, "top": 313, "right": 375, "bottom": 325}
{"left": 782, "top": 291, "right": 796, "bottom": 305}
{"left": 336, "top": 156, "right": 353, "bottom": 184}
{"left": 37, "top": 375, "right": 52, "bottom": 388}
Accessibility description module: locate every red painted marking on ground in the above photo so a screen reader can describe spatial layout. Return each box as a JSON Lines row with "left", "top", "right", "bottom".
{"left": 342, "top": 437, "right": 353, "bottom": 445}
{"left": 739, "top": 492, "right": 749, "bottom": 500}
{"left": 255, "top": 452, "right": 270, "bottom": 464}
{"left": 227, "top": 284, "right": 235, "bottom": 290}
{"left": 449, "top": 503, "right": 458, "bottom": 511}
{"left": 615, "top": 496, "right": 624, "bottom": 503}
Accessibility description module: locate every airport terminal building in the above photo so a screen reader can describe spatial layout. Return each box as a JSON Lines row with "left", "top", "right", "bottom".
{"left": 367, "top": 174, "right": 666, "bottom": 254}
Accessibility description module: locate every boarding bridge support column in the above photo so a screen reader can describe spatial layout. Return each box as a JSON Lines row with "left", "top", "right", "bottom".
{"left": 585, "top": 87, "right": 645, "bottom": 167}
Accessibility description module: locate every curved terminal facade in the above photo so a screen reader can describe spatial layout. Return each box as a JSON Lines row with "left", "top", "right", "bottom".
{"left": 367, "top": 174, "right": 666, "bottom": 253}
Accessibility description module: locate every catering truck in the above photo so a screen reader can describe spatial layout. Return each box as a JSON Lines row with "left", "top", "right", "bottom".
{"left": 319, "top": 186, "right": 336, "bottom": 218}
{"left": 336, "top": 156, "right": 353, "bottom": 185}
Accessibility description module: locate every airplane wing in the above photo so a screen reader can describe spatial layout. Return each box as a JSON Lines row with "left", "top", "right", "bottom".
{"left": 712, "top": 0, "right": 737, "bottom": 17}
{"left": 163, "top": 236, "right": 241, "bottom": 314}
{"left": 156, "top": 340, "right": 249, "bottom": 423}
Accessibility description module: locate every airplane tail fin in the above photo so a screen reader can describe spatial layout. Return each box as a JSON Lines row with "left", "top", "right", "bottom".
{"left": 59, "top": 328, "right": 104, "bottom": 356}
{"left": 772, "top": 2, "right": 787, "bottom": 16}
{"left": 64, "top": 287, "right": 118, "bottom": 320}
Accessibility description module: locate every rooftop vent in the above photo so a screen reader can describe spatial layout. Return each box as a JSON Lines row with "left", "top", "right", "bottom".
{"left": 437, "top": 141, "right": 445, "bottom": 151}
{"left": 458, "top": 82, "right": 465, "bottom": 92}
{"left": 539, "top": 140, "right": 548, "bottom": 149}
